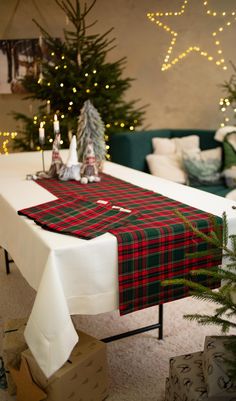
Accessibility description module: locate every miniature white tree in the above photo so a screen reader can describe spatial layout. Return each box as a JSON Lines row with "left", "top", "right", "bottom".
{"left": 77, "top": 100, "right": 106, "bottom": 168}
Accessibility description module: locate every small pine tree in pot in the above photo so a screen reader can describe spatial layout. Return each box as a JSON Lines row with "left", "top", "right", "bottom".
{"left": 163, "top": 210, "right": 236, "bottom": 378}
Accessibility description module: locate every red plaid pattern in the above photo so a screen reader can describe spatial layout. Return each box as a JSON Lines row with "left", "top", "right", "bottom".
{"left": 20, "top": 173, "right": 221, "bottom": 315}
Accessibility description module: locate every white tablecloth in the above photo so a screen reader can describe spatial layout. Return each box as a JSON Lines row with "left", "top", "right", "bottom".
{"left": 1, "top": 150, "right": 236, "bottom": 377}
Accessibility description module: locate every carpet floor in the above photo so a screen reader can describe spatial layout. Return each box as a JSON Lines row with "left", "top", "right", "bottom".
{"left": 0, "top": 248, "right": 234, "bottom": 401}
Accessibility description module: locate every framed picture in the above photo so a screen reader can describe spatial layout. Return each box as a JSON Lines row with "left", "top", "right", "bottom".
{"left": 0, "top": 38, "right": 42, "bottom": 94}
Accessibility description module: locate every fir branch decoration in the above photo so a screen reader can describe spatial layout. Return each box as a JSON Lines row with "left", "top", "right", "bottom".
{"left": 162, "top": 210, "right": 236, "bottom": 378}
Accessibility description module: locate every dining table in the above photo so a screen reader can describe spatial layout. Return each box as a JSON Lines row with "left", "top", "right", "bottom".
{"left": 1, "top": 149, "right": 236, "bottom": 378}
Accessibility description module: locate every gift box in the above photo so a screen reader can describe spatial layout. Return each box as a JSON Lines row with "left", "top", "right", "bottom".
{"left": 165, "top": 351, "right": 208, "bottom": 401}
{"left": 203, "top": 336, "right": 236, "bottom": 400}
{"left": 22, "top": 330, "right": 108, "bottom": 401}
{"left": 2, "top": 318, "right": 28, "bottom": 395}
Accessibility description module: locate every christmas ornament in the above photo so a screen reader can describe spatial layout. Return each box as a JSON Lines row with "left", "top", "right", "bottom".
{"left": 147, "top": 0, "right": 236, "bottom": 71}
{"left": 80, "top": 140, "right": 101, "bottom": 184}
{"left": 58, "top": 135, "right": 81, "bottom": 181}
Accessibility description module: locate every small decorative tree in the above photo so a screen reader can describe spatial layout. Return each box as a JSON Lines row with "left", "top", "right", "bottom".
{"left": 77, "top": 99, "right": 106, "bottom": 168}
{"left": 163, "top": 210, "right": 236, "bottom": 378}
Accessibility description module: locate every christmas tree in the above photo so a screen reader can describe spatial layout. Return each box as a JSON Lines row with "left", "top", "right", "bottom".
{"left": 163, "top": 211, "right": 236, "bottom": 378}
{"left": 12, "top": 0, "right": 146, "bottom": 158}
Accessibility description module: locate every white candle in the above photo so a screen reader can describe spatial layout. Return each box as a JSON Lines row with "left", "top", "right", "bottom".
{"left": 53, "top": 114, "right": 60, "bottom": 133}
{"left": 39, "top": 122, "right": 45, "bottom": 145}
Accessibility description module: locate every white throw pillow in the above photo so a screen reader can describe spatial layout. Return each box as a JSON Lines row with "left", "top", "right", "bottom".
{"left": 146, "top": 153, "right": 187, "bottom": 184}
{"left": 152, "top": 137, "right": 176, "bottom": 155}
{"left": 173, "top": 135, "right": 200, "bottom": 154}
{"left": 152, "top": 135, "right": 200, "bottom": 156}
{"left": 214, "top": 125, "right": 236, "bottom": 142}
{"left": 183, "top": 147, "right": 222, "bottom": 162}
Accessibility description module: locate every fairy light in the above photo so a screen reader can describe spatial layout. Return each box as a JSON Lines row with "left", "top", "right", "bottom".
{"left": 0, "top": 131, "right": 18, "bottom": 154}
{"left": 218, "top": 96, "right": 236, "bottom": 127}
{"left": 147, "top": 0, "right": 236, "bottom": 71}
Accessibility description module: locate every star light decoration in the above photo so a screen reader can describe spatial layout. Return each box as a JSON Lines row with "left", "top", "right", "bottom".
{"left": 147, "top": 0, "right": 236, "bottom": 72}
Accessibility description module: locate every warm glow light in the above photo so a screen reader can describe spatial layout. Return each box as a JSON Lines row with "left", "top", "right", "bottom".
{"left": 147, "top": 0, "right": 236, "bottom": 71}
{"left": 0, "top": 131, "right": 18, "bottom": 154}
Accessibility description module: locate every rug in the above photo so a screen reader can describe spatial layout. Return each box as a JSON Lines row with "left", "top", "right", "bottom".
{"left": 0, "top": 248, "right": 233, "bottom": 401}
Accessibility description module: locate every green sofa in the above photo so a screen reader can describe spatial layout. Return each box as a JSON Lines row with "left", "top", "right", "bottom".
{"left": 109, "top": 128, "right": 231, "bottom": 197}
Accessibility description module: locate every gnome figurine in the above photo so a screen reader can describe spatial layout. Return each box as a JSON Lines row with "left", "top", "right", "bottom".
{"left": 80, "top": 140, "right": 101, "bottom": 184}
{"left": 59, "top": 135, "right": 81, "bottom": 181}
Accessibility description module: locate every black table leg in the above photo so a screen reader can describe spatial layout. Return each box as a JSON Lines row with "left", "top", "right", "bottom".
{"left": 4, "top": 250, "right": 13, "bottom": 274}
{"left": 101, "top": 304, "right": 164, "bottom": 343}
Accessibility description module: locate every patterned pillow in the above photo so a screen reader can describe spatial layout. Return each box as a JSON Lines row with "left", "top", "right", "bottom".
{"left": 183, "top": 147, "right": 222, "bottom": 186}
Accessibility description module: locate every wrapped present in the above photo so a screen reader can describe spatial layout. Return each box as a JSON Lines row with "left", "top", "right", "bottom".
{"left": 203, "top": 336, "right": 236, "bottom": 400}
{"left": 165, "top": 351, "right": 208, "bottom": 401}
{"left": 22, "top": 330, "right": 108, "bottom": 401}
{"left": 2, "top": 318, "right": 28, "bottom": 395}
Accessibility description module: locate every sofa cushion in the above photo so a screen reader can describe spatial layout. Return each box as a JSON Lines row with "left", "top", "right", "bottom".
{"left": 152, "top": 135, "right": 200, "bottom": 156}
{"left": 214, "top": 126, "right": 236, "bottom": 142}
{"left": 146, "top": 153, "right": 187, "bottom": 184}
{"left": 183, "top": 148, "right": 222, "bottom": 186}
{"left": 152, "top": 137, "right": 176, "bottom": 155}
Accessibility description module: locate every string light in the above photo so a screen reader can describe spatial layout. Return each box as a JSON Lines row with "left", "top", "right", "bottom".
{"left": 0, "top": 131, "right": 18, "bottom": 154}
{"left": 147, "top": 0, "right": 236, "bottom": 71}
{"left": 218, "top": 96, "right": 236, "bottom": 127}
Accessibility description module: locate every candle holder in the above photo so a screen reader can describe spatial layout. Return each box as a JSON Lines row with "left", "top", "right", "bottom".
{"left": 38, "top": 137, "right": 46, "bottom": 174}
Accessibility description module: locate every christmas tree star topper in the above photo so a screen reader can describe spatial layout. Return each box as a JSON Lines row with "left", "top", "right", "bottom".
{"left": 147, "top": 0, "right": 236, "bottom": 71}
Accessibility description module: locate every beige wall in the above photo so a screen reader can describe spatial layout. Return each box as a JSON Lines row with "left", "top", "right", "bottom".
{"left": 0, "top": 0, "right": 236, "bottom": 137}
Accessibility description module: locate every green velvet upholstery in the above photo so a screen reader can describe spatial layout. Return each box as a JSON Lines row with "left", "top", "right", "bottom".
{"left": 109, "top": 128, "right": 231, "bottom": 197}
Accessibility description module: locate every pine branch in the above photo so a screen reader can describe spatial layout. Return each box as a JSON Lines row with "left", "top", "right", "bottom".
{"left": 183, "top": 314, "right": 236, "bottom": 332}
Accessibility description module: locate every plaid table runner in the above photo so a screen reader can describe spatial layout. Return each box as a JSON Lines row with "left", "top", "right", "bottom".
{"left": 18, "top": 197, "right": 138, "bottom": 239}
{"left": 19, "top": 173, "right": 222, "bottom": 315}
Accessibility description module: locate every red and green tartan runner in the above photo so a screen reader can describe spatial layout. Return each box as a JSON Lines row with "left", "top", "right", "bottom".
{"left": 18, "top": 173, "right": 222, "bottom": 315}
